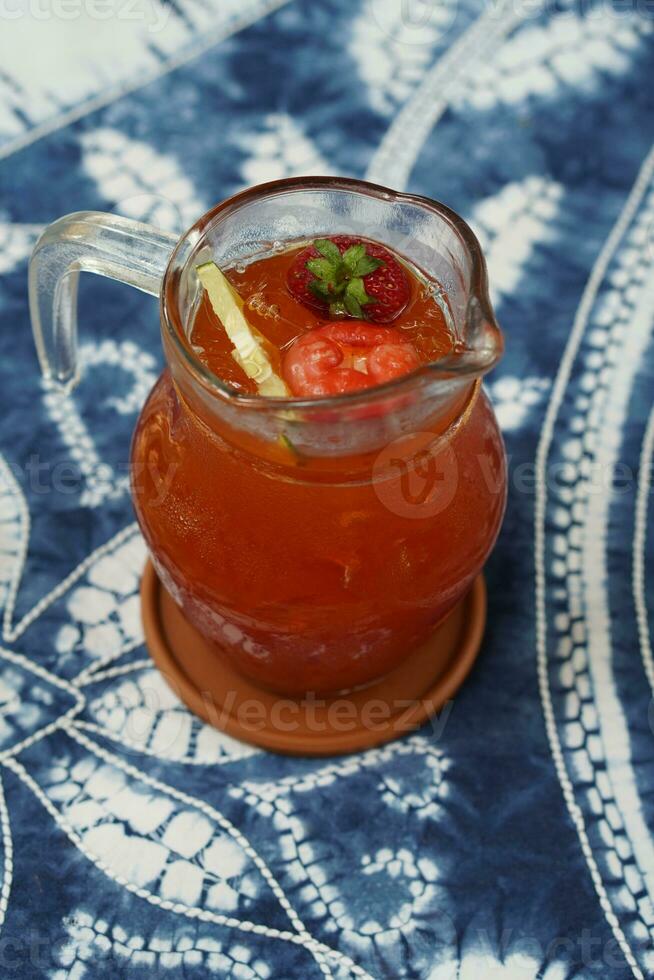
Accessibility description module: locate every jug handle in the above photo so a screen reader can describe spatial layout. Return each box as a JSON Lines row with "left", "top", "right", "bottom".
{"left": 29, "top": 211, "right": 179, "bottom": 390}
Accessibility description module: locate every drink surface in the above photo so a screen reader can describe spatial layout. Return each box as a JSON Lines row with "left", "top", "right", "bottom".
{"left": 189, "top": 240, "right": 455, "bottom": 396}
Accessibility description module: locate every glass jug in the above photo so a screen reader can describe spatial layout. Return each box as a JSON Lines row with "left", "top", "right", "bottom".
{"left": 29, "top": 177, "right": 507, "bottom": 697}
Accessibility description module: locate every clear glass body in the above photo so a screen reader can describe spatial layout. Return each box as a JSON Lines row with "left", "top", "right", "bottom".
{"left": 29, "top": 177, "right": 507, "bottom": 696}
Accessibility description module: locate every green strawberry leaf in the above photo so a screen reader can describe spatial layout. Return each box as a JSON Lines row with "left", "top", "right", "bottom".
{"left": 344, "top": 293, "right": 364, "bottom": 318}
{"left": 342, "top": 245, "right": 384, "bottom": 278}
{"left": 309, "top": 279, "right": 333, "bottom": 302}
{"left": 351, "top": 255, "right": 384, "bottom": 277}
{"left": 342, "top": 243, "right": 366, "bottom": 273}
{"left": 314, "top": 239, "right": 342, "bottom": 264}
{"left": 346, "top": 277, "right": 376, "bottom": 306}
{"left": 305, "top": 239, "right": 385, "bottom": 319}
{"left": 307, "top": 257, "right": 339, "bottom": 281}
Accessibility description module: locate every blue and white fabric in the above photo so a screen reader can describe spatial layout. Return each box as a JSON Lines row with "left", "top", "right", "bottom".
{"left": 0, "top": 0, "right": 654, "bottom": 976}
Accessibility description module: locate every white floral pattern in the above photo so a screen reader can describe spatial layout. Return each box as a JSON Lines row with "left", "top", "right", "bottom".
{"left": 42, "top": 342, "right": 158, "bottom": 509}
{"left": 349, "top": 0, "right": 460, "bottom": 116}
{"left": 452, "top": 8, "right": 653, "bottom": 112}
{"left": 237, "top": 114, "right": 330, "bottom": 186}
{"left": 487, "top": 375, "right": 551, "bottom": 432}
{"left": 81, "top": 130, "right": 206, "bottom": 233}
{"left": 469, "top": 177, "right": 564, "bottom": 306}
{"left": 53, "top": 911, "right": 276, "bottom": 978}
{"left": 0, "top": 0, "right": 652, "bottom": 976}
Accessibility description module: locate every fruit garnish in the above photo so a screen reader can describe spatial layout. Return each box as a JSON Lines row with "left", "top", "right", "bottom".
{"left": 196, "top": 261, "right": 289, "bottom": 397}
{"left": 287, "top": 236, "right": 410, "bottom": 324}
{"left": 282, "top": 321, "right": 420, "bottom": 397}
{"left": 278, "top": 432, "right": 305, "bottom": 463}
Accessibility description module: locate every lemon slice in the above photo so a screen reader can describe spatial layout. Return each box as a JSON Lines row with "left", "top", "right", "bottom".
{"left": 196, "top": 261, "right": 289, "bottom": 397}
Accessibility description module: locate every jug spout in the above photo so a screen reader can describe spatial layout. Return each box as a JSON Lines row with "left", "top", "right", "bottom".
{"left": 432, "top": 293, "right": 503, "bottom": 381}
{"left": 398, "top": 193, "right": 503, "bottom": 385}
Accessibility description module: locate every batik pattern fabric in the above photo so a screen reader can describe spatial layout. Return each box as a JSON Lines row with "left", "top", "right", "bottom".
{"left": 0, "top": 0, "right": 654, "bottom": 976}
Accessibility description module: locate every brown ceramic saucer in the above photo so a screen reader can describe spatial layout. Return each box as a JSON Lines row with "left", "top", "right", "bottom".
{"left": 141, "top": 561, "right": 486, "bottom": 757}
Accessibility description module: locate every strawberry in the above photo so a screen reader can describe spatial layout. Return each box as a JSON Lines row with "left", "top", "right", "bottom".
{"left": 282, "top": 322, "right": 420, "bottom": 398}
{"left": 286, "top": 236, "right": 410, "bottom": 324}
